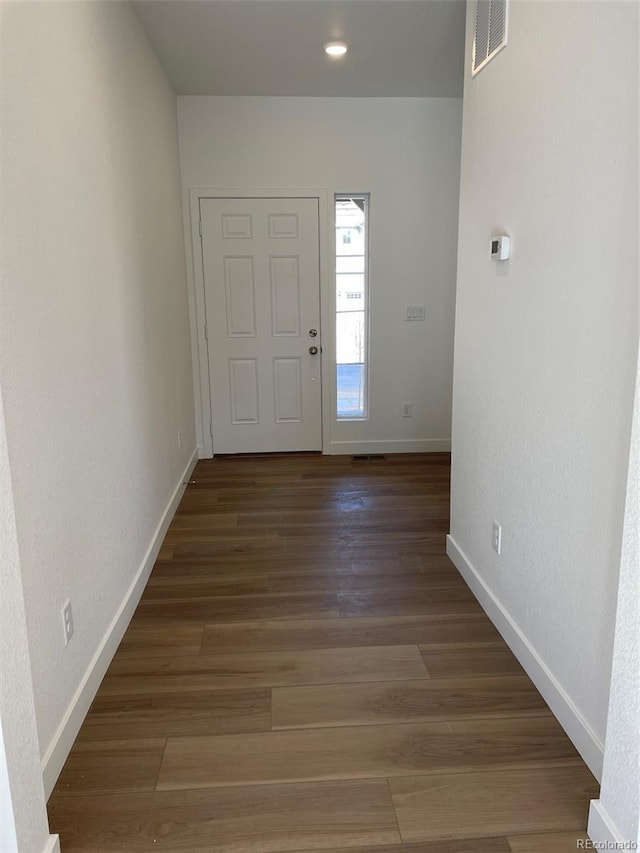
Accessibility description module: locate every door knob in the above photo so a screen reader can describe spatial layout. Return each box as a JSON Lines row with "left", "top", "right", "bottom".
{"left": 309, "top": 328, "right": 318, "bottom": 337}
{"left": 308, "top": 346, "right": 319, "bottom": 355}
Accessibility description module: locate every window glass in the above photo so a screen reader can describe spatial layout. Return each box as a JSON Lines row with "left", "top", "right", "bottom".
{"left": 335, "top": 196, "right": 368, "bottom": 419}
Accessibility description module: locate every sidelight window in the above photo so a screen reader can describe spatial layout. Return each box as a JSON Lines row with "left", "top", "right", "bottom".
{"left": 335, "top": 195, "right": 369, "bottom": 419}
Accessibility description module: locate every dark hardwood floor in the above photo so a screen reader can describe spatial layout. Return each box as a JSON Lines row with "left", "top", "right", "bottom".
{"left": 47, "top": 453, "right": 597, "bottom": 851}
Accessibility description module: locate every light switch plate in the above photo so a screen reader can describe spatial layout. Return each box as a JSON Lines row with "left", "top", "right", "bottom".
{"left": 405, "top": 305, "right": 426, "bottom": 321}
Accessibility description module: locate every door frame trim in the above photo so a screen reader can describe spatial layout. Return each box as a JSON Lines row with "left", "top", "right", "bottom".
{"left": 188, "top": 188, "right": 332, "bottom": 457}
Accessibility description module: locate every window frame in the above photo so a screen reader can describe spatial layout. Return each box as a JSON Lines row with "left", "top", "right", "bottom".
{"left": 334, "top": 193, "right": 370, "bottom": 421}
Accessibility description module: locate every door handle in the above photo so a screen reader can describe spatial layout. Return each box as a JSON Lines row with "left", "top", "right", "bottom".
{"left": 308, "top": 346, "right": 319, "bottom": 355}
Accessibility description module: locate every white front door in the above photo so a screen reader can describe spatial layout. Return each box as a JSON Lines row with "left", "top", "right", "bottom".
{"left": 201, "top": 197, "right": 322, "bottom": 454}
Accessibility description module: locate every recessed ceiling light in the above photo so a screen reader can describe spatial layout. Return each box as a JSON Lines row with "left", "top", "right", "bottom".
{"left": 324, "top": 41, "right": 348, "bottom": 57}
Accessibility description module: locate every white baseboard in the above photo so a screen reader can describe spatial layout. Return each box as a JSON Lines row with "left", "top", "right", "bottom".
{"left": 446, "top": 534, "right": 604, "bottom": 781}
{"left": 40, "top": 449, "right": 199, "bottom": 798}
{"left": 588, "top": 800, "right": 629, "bottom": 847}
{"left": 43, "top": 835, "right": 60, "bottom": 853}
{"left": 327, "top": 439, "right": 451, "bottom": 455}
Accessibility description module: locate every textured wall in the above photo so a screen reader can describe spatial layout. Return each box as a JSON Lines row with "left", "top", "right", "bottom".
{"left": 0, "top": 392, "right": 53, "bottom": 851}
{"left": 590, "top": 355, "right": 640, "bottom": 842}
{"left": 177, "top": 96, "right": 462, "bottom": 453}
{"left": 0, "top": 1, "right": 194, "bottom": 764}
{"left": 451, "top": 0, "right": 638, "bottom": 753}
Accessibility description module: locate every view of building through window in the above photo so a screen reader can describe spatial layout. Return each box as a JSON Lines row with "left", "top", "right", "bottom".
{"left": 336, "top": 195, "right": 368, "bottom": 418}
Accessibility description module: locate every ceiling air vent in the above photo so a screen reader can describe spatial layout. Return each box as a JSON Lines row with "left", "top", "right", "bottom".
{"left": 472, "top": 0, "right": 508, "bottom": 76}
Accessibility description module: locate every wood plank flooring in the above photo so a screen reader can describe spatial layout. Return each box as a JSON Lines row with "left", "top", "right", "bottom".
{"left": 47, "top": 453, "right": 598, "bottom": 851}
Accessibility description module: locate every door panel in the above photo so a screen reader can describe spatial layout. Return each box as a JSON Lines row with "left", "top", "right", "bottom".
{"left": 270, "top": 256, "right": 301, "bottom": 337}
{"left": 201, "top": 198, "right": 321, "bottom": 454}
{"left": 224, "top": 257, "right": 256, "bottom": 337}
{"left": 274, "top": 358, "right": 303, "bottom": 423}
{"left": 229, "top": 359, "right": 260, "bottom": 424}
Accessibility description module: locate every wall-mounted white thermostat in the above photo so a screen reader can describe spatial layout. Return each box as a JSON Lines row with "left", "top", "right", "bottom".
{"left": 490, "top": 235, "right": 511, "bottom": 261}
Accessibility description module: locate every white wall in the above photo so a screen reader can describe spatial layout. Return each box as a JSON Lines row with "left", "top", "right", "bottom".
{"left": 177, "top": 96, "right": 462, "bottom": 454}
{"left": 0, "top": 390, "right": 57, "bottom": 853}
{"left": 589, "top": 354, "right": 640, "bottom": 845}
{"left": 0, "top": 0, "right": 195, "bottom": 792}
{"left": 449, "top": 0, "right": 638, "bottom": 778}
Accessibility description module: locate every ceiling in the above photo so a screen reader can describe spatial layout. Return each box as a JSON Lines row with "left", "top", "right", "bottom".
{"left": 131, "top": 1, "right": 466, "bottom": 97}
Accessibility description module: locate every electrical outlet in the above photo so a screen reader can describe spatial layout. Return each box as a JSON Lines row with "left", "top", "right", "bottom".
{"left": 492, "top": 521, "right": 502, "bottom": 555}
{"left": 402, "top": 402, "right": 413, "bottom": 418}
{"left": 177, "top": 429, "right": 182, "bottom": 451}
{"left": 61, "top": 599, "right": 74, "bottom": 646}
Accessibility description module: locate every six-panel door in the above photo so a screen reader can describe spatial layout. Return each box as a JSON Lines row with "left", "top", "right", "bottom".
{"left": 201, "top": 198, "right": 322, "bottom": 453}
